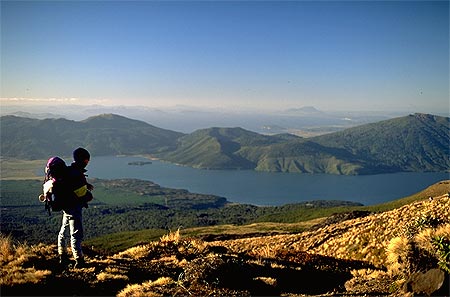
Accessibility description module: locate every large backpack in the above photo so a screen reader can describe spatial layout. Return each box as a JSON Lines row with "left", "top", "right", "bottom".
{"left": 40, "top": 157, "right": 74, "bottom": 214}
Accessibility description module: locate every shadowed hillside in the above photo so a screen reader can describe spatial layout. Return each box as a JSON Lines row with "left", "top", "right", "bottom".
{"left": 2, "top": 183, "right": 449, "bottom": 296}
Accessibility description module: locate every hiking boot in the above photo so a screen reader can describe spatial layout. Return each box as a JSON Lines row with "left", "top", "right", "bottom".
{"left": 59, "top": 254, "right": 70, "bottom": 266}
{"left": 74, "top": 257, "right": 86, "bottom": 269}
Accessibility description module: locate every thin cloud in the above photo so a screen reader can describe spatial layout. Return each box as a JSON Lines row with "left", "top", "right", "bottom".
{"left": 0, "top": 97, "right": 111, "bottom": 105}
{"left": 1, "top": 97, "right": 79, "bottom": 103}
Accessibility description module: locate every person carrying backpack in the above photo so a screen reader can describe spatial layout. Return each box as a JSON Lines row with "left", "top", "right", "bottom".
{"left": 57, "top": 147, "right": 94, "bottom": 269}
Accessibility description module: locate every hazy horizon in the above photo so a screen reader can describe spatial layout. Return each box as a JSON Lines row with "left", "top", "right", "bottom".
{"left": 2, "top": 101, "right": 443, "bottom": 135}
{"left": 1, "top": 1, "right": 449, "bottom": 114}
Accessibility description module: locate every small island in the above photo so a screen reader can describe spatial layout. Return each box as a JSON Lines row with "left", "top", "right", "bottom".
{"left": 128, "top": 161, "right": 152, "bottom": 166}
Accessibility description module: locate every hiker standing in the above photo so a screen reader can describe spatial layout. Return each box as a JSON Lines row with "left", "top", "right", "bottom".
{"left": 58, "top": 147, "right": 94, "bottom": 268}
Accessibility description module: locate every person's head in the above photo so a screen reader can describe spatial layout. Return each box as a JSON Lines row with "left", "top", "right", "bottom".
{"left": 73, "top": 147, "right": 90, "bottom": 168}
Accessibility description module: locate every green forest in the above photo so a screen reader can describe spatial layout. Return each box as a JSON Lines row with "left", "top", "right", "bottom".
{"left": 1, "top": 178, "right": 362, "bottom": 249}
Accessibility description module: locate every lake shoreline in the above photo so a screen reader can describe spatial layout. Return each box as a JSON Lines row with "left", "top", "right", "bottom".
{"left": 88, "top": 156, "right": 450, "bottom": 206}
{"left": 2, "top": 155, "right": 448, "bottom": 206}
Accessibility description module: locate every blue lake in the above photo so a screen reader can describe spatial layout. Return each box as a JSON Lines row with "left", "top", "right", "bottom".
{"left": 88, "top": 156, "right": 449, "bottom": 206}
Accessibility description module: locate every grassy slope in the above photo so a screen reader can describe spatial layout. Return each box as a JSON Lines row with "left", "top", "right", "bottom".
{"left": 206, "top": 192, "right": 450, "bottom": 267}
{"left": 361, "top": 179, "right": 450, "bottom": 212}
{"left": 86, "top": 180, "right": 450, "bottom": 253}
{"left": 0, "top": 159, "right": 46, "bottom": 180}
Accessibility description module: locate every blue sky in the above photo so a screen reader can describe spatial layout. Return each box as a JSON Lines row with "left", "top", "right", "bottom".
{"left": 1, "top": 1, "right": 448, "bottom": 113}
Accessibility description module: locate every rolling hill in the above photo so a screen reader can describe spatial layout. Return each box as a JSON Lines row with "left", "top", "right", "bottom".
{"left": 0, "top": 114, "right": 184, "bottom": 159}
{"left": 312, "top": 113, "right": 450, "bottom": 173}
{"left": 160, "top": 127, "right": 299, "bottom": 169}
{"left": 1, "top": 113, "right": 448, "bottom": 174}
{"left": 159, "top": 113, "right": 450, "bottom": 174}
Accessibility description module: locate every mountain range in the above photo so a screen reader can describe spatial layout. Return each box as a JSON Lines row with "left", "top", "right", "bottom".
{"left": 1, "top": 113, "right": 449, "bottom": 175}
{"left": 2, "top": 104, "right": 404, "bottom": 134}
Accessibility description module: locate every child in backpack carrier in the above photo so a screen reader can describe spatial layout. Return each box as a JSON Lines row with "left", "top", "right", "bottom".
{"left": 39, "top": 156, "right": 71, "bottom": 215}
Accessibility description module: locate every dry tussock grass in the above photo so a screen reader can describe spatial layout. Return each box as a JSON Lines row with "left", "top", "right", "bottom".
{"left": 386, "top": 236, "right": 412, "bottom": 275}
{"left": 117, "top": 277, "right": 174, "bottom": 297}
{"left": 0, "top": 234, "right": 14, "bottom": 262}
{"left": 386, "top": 223, "right": 450, "bottom": 276}
{"left": 97, "top": 267, "right": 129, "bottom": 282}
{"left": 250, "top": 243, "right": 277, "bottom": 260}
{"left": 207, "top": 196, "right": 450, "bottom": 267}
{"left": 350, "top": 268, "right": 385, "bottom": 279}
{"left": 1, "top": 266, "right": 52, "bottom": 286}
{"left": 253, "top": 276, "right": 277, "bottom": 286}
{"left": 203, "top": 195, "right": 449, "bottom": 296}
{"left": 415, "top": 224, "right": 450, "bottom": 258}
{"left": 346, "top": 198, "right": 450, "bottom": 295}
{"left": 115, "top": 243, "right": 154, "bottom": 260}
{"left": 0, "top": 235, "right": 52, "bottom": 286}
{"left": 115, "top": 229, "right": 206, "bottom": 263}
{"left": 160, "top": 228, "right": 181, "bottom": 243}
